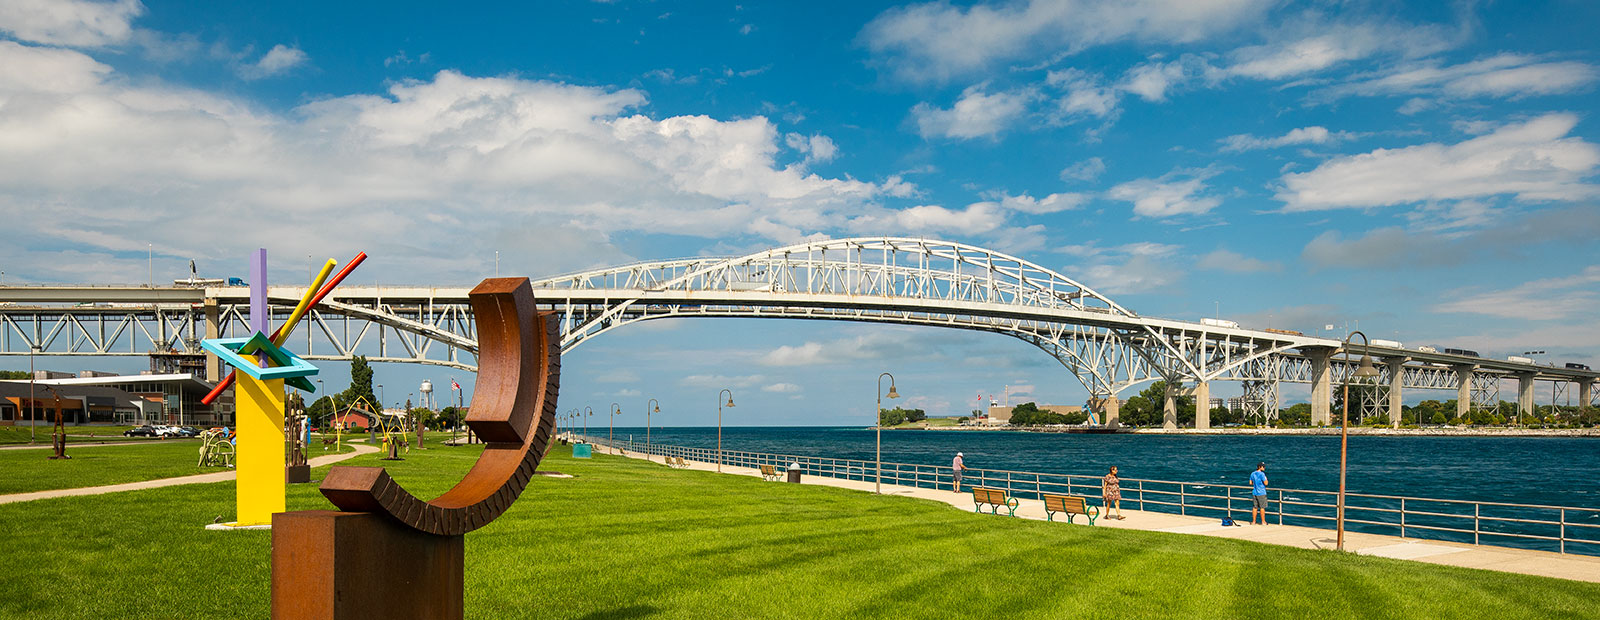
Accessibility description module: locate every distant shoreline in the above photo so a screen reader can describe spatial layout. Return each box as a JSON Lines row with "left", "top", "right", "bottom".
{"left": 879, "top": 425, "right": 1600, "bottom": 438}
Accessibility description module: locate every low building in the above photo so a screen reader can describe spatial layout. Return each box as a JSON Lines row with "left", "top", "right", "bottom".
{"left": 0, "top": 382, "right": 144, "bottom": 425}
{"left": 1, "top": 372, "right": 231, "bottom": 426}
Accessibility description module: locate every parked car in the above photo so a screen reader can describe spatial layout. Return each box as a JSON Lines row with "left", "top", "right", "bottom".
{"left": 124, "top": 425, "right": 160, "bottom": 437}
{"left": 173, "top": 426, "right": 202, "bottom": 438}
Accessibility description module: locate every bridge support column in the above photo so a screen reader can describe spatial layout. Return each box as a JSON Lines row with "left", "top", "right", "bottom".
{"left": 1163, "top": 382, "right": 1178, "bottom": 429}
{"left": 1194, "top": 381, "right": 1210, "bottom": 430}
{"left": 204, "top": 298, "right": 221, "bottom": 383}
{"left": 1581, "top": 380, "right": 1594, "bottom": 413}
{"left": 1455, "top": 366, "right": 1473, "bottom": 419}
{"left": 1309, "top": 349, "right": 1332, "bottom": 426}
{"left": 1386, "top": 358, "right": 1406, "bottom": 428}
{"left": 1517, "top": 373, "right": 1536, "bottom": 424}
{"left": 1092, "top": 396, "right": 1120, "bottom": 428}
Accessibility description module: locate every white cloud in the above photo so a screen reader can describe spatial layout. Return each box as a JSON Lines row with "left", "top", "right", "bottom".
{"left": 1196, "top": 248, "right": 1281, "bottom": 273}
{"left": 1119, "top": 56, "right": 1211, "bottom": 102}
{"left": 239, "top": 44, "right": 308, "bottom": 80}
{"left": 0, "top": 40, "right": 905, "bottom": 282}
{"left": 1059, "top": 157, "right": 1106, "bottom": 182}
{"left": 1224, "top": 21, "right": 1455, "bottom": 81}
{"left": 762, "top": 382, "right": 802, "bottom": 393}
{"left": 0, "top": 0, "right": 143, "bottom": 47}
{"left": 1432, "top": 266, "right": 1600, "bottom": 320}
{"left": 760, "top": 331, "right": 929, "bottom": 367}
{"left": 860, "top": 0, "right": 1272, "bottom": 81}
{"left": 680, "top": 374, "right": 766, "bottom": 388}
{"left": 852, "top": 202, "right": 1008, "bottom": 235}
{"left": 986, "top": 191, "right": 1086, "bottom": 215}
{"left": 785, "top": 132, "right": 838, "bottom": 164}
{"left": 1067, "top": 242, "right": 1184, "bottom": 295}
{"left": 1300, "top": 206, "right": 1600, "bottom": 270}
{"left": 1107, "top": 174, "right": 1221, "bottom": 218}
{"left": 1046, "top": 69, "right": 1120, "bottom": 120}
{"left": 1326, "top": 54, "right": 1599, "bottom": 101}
{"left": 912, "top": 85, "right": 1033, "bottom": 140}
{"left": 1220, "top": 126, "right": 1351, "bottom": 152}
{"left": 1277, "top": 114, "right": 1600, "bottom": 211}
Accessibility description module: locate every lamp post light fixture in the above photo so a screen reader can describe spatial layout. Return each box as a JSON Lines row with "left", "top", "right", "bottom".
{"left": 1337, "top": 330, "right": 1380, "bottom": 552}
{"left": 609, "top": 403, "right": 621, "bottom": 454}
{"left": 717, "top": 389, "right": 735, "bottom": 473}
{"left": 646, "top": 398, "right": 660, "bottom": 462}
{"left": 875, "top": 372, "right": 900, "bottom": 494}
{"left": 583, "top": 406, "right": 593, "bottom": 441}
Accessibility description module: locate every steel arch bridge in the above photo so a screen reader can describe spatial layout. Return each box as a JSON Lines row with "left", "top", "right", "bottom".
{"left": 3, "top": 237, "right": 1595, "bottom": 424}
{"left": 532, "top": 237, "right": 1328, "bottom": 401}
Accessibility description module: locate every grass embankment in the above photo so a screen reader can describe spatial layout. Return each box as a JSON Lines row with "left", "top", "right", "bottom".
{"left": 1, "top": 446, "right": 1597, "bottom": 619}
{"left": 887, "top": 416, "right": 963, "bottom": 429}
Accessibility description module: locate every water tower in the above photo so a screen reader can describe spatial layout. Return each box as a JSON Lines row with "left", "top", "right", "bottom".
{"left": 420, "top": 379, "right": 434, "bottom": 410}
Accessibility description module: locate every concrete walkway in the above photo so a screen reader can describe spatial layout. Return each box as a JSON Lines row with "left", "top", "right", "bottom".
{"left": 615, "top": 447, "right": 1600, "bottom": 584}
{"left": 0, "top": 442, "right": 379, "bottom": 505}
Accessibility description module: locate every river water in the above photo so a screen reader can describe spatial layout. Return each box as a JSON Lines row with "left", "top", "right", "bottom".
{"left": 588, "top": 425, "right": 1600, "bottom": 553}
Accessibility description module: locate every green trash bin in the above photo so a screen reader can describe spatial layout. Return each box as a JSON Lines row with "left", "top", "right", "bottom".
{"left": 573, "top": 443, "right": 593, "bottom": 459}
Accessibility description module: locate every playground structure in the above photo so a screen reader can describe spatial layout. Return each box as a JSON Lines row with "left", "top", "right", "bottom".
{"left": 274, "top": 278, "right": 558, "bottom": 619}
{"left": 198, "top": 428, "right": 236, "bottom": 468}
{"left": 200, "top": 249, "right": 366, "bottom": 528}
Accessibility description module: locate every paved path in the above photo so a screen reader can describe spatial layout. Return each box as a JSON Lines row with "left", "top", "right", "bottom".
{"left": 0, "top": 442, "right": 379, "bottom": 505}
{"left": 611, "top": 447, "right": 1600, "bottom": 584}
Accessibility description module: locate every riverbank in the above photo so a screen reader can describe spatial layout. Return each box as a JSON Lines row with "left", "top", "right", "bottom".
{"left": 879, "top": 425, "right": 1600, "bottom": 437}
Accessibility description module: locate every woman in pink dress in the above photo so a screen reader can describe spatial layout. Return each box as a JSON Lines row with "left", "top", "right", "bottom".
{"left": 1102, "top": 465, "right": 1125, "bottom": 520}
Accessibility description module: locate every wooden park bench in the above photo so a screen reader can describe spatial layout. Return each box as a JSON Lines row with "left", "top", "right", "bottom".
{"left": 670, "top": 457, "right": 688, "bottom": 468}
{"left": 1042, "top": 494, "right": 1099, "bottom": 525}
{"left": 759, "top": 464, "right": 782, "bottom": 481}
{"left": 971, "top": 487, "right": 1019, "bottom": 516}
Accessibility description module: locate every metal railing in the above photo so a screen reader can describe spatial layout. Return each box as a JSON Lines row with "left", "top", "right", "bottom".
{"left": 571, "top": 434, "right": 1600, "bottom": 557}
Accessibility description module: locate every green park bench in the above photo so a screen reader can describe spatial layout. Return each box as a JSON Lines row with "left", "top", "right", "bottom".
{"left": 1042, "top": 494, "right": 1099, "bottom": 525}
{"left": 971, "top": 487, "right": 1019, "bottom": 516}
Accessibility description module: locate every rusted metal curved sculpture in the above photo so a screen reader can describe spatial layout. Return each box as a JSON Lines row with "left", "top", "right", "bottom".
{"left": 318, "top": 278, "right": 559, "bottom": 536}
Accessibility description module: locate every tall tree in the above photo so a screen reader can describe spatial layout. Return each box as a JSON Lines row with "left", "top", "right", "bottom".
{"left": 336, "top": 355, "right": 380, "bottom": 412}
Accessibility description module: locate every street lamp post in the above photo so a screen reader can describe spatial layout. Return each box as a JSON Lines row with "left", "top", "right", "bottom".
{"left": 875, "top": 372, "right": 900, "bottom": 494}
{"left": 29, "top": 344, "right": 37, "bottom": 444}
{"left": 646, "top": 398, "right": 660, "bottom": 462}
{"left": 377, "top": 384, "right": 384, "bottom": 411}
{"left": 717, "top": 389, "right": 735, "bottom": 473}
{"left": 583, "top": 406, "right": 592, "bottom": 441}
{"left": 609, "top": 403, "right": 621, "bottom": 454}
{"left": 1338, "top": 330, "right": 1380, "bottom": 552}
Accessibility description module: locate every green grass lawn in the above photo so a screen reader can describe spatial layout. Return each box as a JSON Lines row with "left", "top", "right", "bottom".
{"left": 0, "top": 425, "right": 157, "bottom": 445}
{"left": 889, "top": 416, "right": 962, "bottom": 428}
{"left": 1, "top": 445, "right": 1597, "bottom": 619}
{"left": 0, "top": 440, "right": 358, "bottom": 495}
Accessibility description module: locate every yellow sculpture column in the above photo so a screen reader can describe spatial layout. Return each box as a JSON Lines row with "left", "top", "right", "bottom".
{"left": 236, "top": 374, "right": 287, "bottom": 525}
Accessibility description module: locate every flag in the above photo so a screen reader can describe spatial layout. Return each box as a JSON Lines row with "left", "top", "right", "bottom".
{"left": 451, "top": 378, "right": 461, "bottom": 391}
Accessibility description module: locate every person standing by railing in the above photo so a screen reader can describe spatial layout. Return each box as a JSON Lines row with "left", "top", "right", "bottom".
{"left": 952, "top": 452, "right": 966, "bottom": 492}
{"left": 1102, "top": 466, "right": 1125, "bottom": 520}
{"left": 1250, "top": 462, "right": 1270, "bottom": 525}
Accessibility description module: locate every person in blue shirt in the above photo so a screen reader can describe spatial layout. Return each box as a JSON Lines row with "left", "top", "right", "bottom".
{"left": 1249, "top": 462, "right": 1269, "bottom": 525}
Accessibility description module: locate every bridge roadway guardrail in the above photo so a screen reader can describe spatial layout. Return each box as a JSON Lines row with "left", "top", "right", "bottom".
{"left": 573, "top": 434, "right": 1600, "bottom": 557}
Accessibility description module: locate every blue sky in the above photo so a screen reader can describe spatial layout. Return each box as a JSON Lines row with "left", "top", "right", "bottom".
{"left": 1, "top": 0, "right": 1597, "bottom": 425}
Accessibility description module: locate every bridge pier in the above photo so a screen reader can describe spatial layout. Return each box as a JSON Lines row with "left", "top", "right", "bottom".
{"left": 1455, "top": 365, "right": 1474, "bottom": 420}
{"left": 1517, "top": 373, "right": 1537, "bottom": 424}
{"left": 1581, "top": 380, "right": 1594, "bottom": 413}
{"left": 1309, "top": 349, "right": 1332, "bottom": 426}
{"left": 1386, "top": 358, "right": 1406, "bottom": 428}
{"left": 1092, "top": 396, "right": 1121, "bottom": 428}
{"left": 1194, "top": 381, "right": 1210, "bottom": 430}
{"left": 1163, "top": 383, "right": 1178, "bottom": 429}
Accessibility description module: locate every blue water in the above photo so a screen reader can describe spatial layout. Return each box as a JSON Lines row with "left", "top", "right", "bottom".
{"left": 585, "top": 426, "right": 1600, "bottom": 553}
{"left": 591, "top": 426, "right": 1600, "bottom": 506}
